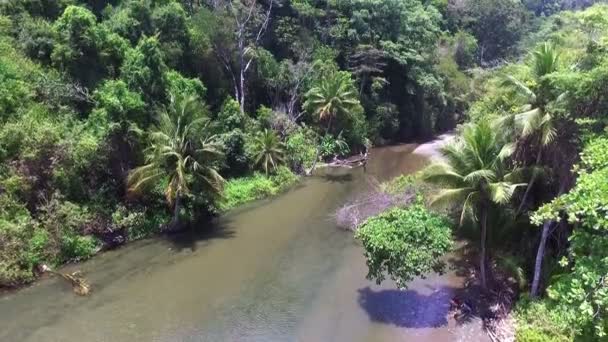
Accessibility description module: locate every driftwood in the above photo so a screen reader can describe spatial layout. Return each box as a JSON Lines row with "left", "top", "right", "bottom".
{"left": 308, "top": 152, "right": 369, "bottom": 175}
{"left": 327, "top": 152, "right": 368, "bottom": 168}
{"left": 40, "top": 264, "right": 91, "bottom": 296}
{"left": 335, "top": 176, "right": 416, "bottom": 230}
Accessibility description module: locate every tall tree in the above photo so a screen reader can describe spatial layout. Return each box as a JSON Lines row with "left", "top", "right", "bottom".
{"left": 423, "top": 122, "right": 524, "bottom": 289}
{"left": 499, "top": 42, "right": 561, "bottom": 215}
{"left": 127, "top": 95, "right": 224, "bottom": 231}
{"left": 497, "top": 43, "right": 564, "bottom": 297}
{"left": 464, "top": 0, "right": 527, "bottom": 63}
{"left": 303, "top": 71, "right": 363, "bottom": 174}
{"left": 206, "top": 0, "right": 274, "bottom": 114}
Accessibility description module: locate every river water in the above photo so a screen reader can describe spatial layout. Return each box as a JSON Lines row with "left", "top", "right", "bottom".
{"left": 0, "top": 139, "right": 489, "bottom": 342}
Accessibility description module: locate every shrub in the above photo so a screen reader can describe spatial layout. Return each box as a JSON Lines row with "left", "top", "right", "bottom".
{"left": 514, "top": 298, "right": 577, "bottom": 342}
{"left": 272, "top": 166, "right": 299, "bottom": 191}
{"left": 354, "top": 201, "right": 453, "bottom": 289}
{"left": 111, "top": 205, "right": 167, "bottom": 241}
{"left": 285, "top": 127, "right": 318, "bottom": 172}
{"left": 60, "top": 233, "right": 98, "bottom": 261}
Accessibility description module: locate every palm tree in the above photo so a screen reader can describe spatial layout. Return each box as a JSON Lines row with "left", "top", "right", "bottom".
{"left": 497, "top": 42, "right": 566, "bottom": 297}
{"left": 252, "top": 129, "right": 285, "bottom": 175}
{"left": 497, "top": 42, "right": 561, "bottom": 214}
{"left": 423, "top": 122, "right": 525, "bottom": 289}
{"left": 127, "top": 95, "right": 224, "bottom": 231}
{"left": 303, "top": 71, "right": 361, "bottom": 174}
{"left": 304, "top": 71, "right": 361, "bottom": 132}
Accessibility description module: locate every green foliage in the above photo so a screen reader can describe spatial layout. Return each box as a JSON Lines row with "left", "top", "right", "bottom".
{"left": 111, "top": 205, "right": 167, "bottom": 241}
{"left": 165, "top": 70, "right": 206, "bottom": 101}
{"left": 319, "top": 133, "right": 350, "bottom": 159}
{"left": 354, "top": 202, "right": 453, "bottom": 289}
{"left": 93, "top": 79, "right": 146, "bottom": 127}
{"left": 60, "top": 233, "right": 98, "bottom": 261}
{"left": 215, "top": 98, "right": 246, "bottom": 133}
{"left": 151, "top": 2, "right": 188, "bottom": 67}
{"left": 219, "top": 166, "right": 298, "bottom": 211}
{"left": 18, "top": 15, "right": 56, "bottom": 63}
{"left": 578, "top": 136, "right": 608, "bottom": 171}
{"left": 249, "top": 129, "right": 285, "bottom": 175}
{"left": 423, "top": 122, "right": 524, "bottom": 288}
{"left": 5, "top": 0, "right": 603, "bottom": 293}
{"left": 304, "top": 70, "right": 364, "bottom": 135}
{"left": 453, "top": 30, "right": 478, "bottom": 69}
{"left": 285, "top": 127, "right": 318, "bottom": 171}
{"left": 462, "top": 0, "right": 528, "bottom": 62}
{"left": 530, "top": 135, "right": 608, "bottom": 339}
{"left": 515, "top": 298, "right": 577, "bottom": 341}
{"left": 120, "top": 35, "right": 168, "bottom": 103}
{"left": 128, "top": 95, "right": 224, "bottom": 222}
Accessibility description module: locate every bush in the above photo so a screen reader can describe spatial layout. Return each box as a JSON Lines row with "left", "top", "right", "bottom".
{"left": 285, "top": 127, "right": 318, "bottom": 172}
{"left": 514, "top": 298, "right": 577, "bottom": 342}
{"left": 60, "top": 233, "right": 98, "bottom": 261}
{"left": 0, "top": 198, "right": 38, "bottom": 286}
{"left": 112, "top": 205, "right": 167, "bottom": 241}
{"left": 354, "top": 201, "right": 453, "bottom": 289}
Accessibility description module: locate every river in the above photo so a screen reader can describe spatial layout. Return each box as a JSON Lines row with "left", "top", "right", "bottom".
{"left": 0, "top": 138, "right": 489, "bottom": 342}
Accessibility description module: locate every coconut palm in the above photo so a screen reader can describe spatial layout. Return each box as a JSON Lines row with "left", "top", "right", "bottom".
{"left": 252, "top": 129, "right": 285, "bottom": 175}
{"left": 304, "top": 71, "right": 361, "bottom": 133}
{"left": 127, "top": 95, "right": 224, "bottom": 231}
{"left": 497, "top": 42, "right": 562, "bottom": 214}
{"left": 497, "top": 43, "right": 567, "bottom": 296}
{"left": 423, "top": 122, "right": 525, "bottom": 289}
{"left": 303, "top": 71, "right": 361, "bottom": 174}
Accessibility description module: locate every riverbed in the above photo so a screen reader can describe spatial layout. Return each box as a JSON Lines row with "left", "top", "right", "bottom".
{"left": 0, "top": 138, "right": 489, "bottom": 342}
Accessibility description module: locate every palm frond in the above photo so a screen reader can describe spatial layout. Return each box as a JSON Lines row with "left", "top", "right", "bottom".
{"left": 516, "top": 107, "right": 544, "bottom": 137}
{"left": 464, "top": 169, "right": 497, "bottom": 183}
{"left": 500, "top": 75, "right": 537, "bottom": 103}
{"left": 430, "top": 187, "right": 475, "bottom": 209}
{"left": 489, "top": 182, "right": 526, "bottom": 204}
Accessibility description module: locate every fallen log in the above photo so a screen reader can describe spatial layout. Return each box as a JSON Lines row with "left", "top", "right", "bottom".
{"left": 40, "top": 264, "right": 91, "bottom": 296}
{"left": 326, "top": 152, "right": 368, "bottom": 168}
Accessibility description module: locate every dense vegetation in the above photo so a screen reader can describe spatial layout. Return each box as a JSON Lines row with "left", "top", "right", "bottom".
{"left": 2, "top": 0, "right": 608, "bottom": 340}
{"left": 346, "top": 2, "right": 608, "bottom": 341}
{"left": 0, "top": 0, "right": 467, "bottom": 287}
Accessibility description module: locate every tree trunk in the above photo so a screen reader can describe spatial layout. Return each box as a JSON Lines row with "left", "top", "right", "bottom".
{"left": 531, "top": 220, "right": 552, "bottom": 297}
{"left": 480, "top": 206, "right": 488, "bottom": 290}
{"left": 167, "top": 192, "right": 182, "bottom": 232}
{"left": 517, "top": 148, "right": 543, "bottom": 216}
{"left": 239, "top": 67, "right": 246, "bottom": 114}
{"left": 530, "top": 185, "right": 566, "bottom": 297}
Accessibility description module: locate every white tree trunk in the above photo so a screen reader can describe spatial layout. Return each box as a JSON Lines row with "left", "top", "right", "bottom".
{"left": 531, "top": 220, "right": 552, "bottom": 297}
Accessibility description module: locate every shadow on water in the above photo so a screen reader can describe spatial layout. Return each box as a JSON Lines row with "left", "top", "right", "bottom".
{"left": 165, "top": 220, "right": 236, "bottom": 252}
{"left": 321, "top": 173, "right": 354, "bottom": 183}
{"left": 357, "top": 286, "right": 452, "bottom": 328}
{"left": 357, "top": 281, "right": 485, "bottom": 329}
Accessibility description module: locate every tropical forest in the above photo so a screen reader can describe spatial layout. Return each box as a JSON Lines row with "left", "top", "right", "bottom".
{"left": 1, "top": 0, "right": 608, "bottom": 341}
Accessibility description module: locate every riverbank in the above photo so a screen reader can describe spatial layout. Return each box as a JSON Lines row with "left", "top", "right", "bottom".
{"left": 0, "top": 135, "right": 492, "bottom": 342}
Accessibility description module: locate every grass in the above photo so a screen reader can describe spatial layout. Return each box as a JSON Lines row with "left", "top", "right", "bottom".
{"left": 219, "top": 166, "right": 299, "bottom": 211}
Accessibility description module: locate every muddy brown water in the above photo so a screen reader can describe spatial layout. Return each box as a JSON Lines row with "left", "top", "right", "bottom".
{"left": 0, "top": 140, "right": 489, "bottom": 342}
